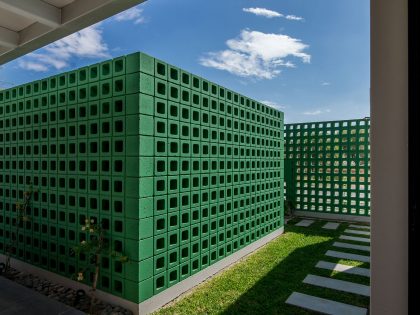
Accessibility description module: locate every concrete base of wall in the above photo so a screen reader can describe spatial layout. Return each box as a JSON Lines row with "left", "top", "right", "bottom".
{"left": 139, "top": 226, "right": 284, "bottom": 314}
{"left": 0, "top": 226, "right": 284, "bottom": 315}
{"left": 294, "top": 211, "right": 370, "bottom": 223}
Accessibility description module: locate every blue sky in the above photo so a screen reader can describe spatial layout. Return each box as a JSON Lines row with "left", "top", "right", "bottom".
{"left": 0, "top": 0, "right": 370, "bottom": 123}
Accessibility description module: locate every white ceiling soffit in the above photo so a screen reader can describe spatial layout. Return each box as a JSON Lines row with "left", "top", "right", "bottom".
{"left": 0, "top": 0, "right": 146, "bottom": 65}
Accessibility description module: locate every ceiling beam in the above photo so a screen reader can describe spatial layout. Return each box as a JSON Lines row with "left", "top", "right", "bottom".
{"left": 19, "top": 22, "right": 51, "bottom": 46}
{"left": 0, "top": 0, "right": 146, "bottom": 65}
{"left": 0, "top": 45, "right": 11, "bottom": 54}
{"left": 0, "top": 26, "right": 18, "bottom": 48}
{"left": 62, "top": 0, "right": 138, "bottom": 24}
{"left": 0, "top": 0, "right": 61, "bottom": 28}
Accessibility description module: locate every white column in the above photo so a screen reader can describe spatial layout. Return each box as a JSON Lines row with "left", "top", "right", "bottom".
{"left": 371, "top": 0, "right": 408, "bottom": 314}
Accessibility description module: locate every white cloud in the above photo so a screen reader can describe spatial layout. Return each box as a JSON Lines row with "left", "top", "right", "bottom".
{"left": 261, "top": 100, "right": 286, "bottom": 110}
{"left": 201, "top": 50, "right": 280, "bottom": 79}
{"left": 200, "top": 29, "right": 310, "bottom": 79}
{"left": 303, "top": 110, "right": 322, "bottom": 115}
{"left": 18, "top": 61, "right": 48, "bottom": 72}
{"left": 114, "top": 6, "right": 145, "bottom": 24}
{"left": 243, "top": 7, "right": 304, "bottom": 21}
{"left": 243, "top": 7, "right": 282, "bottom": 18}
{"left": 45, "top": 24, "right": 109, "bottom": 59}
{"left": 18, "top": 24, "right": 109, "bottom": 72}
{"left": 321, "top": 82, "right": 331, "bottom": 86}
{"left": 286, "top": 15, "right": 304, "bottom": 21}
{"left": 303, "top": 109, "right": 331, "bottom": 115}
{"left": 28, "top": 53, "right": 68, "bottom": 70}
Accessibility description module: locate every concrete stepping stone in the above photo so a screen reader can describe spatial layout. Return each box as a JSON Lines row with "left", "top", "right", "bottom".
{"left": 333, "top": 242, "right": 370, "bottom": 252}
{"left": 322, "top": 222, "right": 340, "bottom": 230}
{"left": 340, "top": 235, "right": 370, "bottom": 243}
{"left": 303, "top": 274, "right": 370, "bottom": 296}
{"left": 349, "top": 224, "right": 370, "bottom": 230}
{"left": 286, "top": 292, "right": 367, "bottom": 315}
{"left": 344, "top": 229, "right": 370, "bottom": 236}
{"left": 326, "top": 250, "right": 370, "bottom": 263}
{"left": 316, "top": 260, "right": 370, "bottom": 277}
{"left": 296, "top": 219, "right": 315, "bottom": 227}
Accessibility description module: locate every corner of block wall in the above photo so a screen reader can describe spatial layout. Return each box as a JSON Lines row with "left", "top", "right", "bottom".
{"left": 0, "top": 50, "right": 284, "bottom": 304}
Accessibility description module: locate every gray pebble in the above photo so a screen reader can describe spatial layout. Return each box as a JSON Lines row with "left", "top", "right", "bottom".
{"left": 4, "top": 266, "right": 132, "bottom": 315}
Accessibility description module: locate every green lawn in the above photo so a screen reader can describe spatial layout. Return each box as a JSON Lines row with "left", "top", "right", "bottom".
{"left": 154, "top": 219, "right": 370, "bottom": 315}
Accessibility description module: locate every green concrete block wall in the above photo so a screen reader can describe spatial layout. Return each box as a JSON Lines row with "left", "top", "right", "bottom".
{"left": 0, "top": 52, "right": 285, "bottom": 303}
{"left": 284, "top": 119, "right": 370, "bottom": 216}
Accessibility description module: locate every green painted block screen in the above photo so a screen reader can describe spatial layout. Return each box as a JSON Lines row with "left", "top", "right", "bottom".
{"left": 0, "top": 52, "right": 285, "bottom": 303}
{"left": 284, "top": 119, "right": 370, "bottom": 217}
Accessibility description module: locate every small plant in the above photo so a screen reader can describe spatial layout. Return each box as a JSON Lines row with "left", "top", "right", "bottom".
{"left": 72, "top": 217, "right": 128, "bottom": 314}
{"left": 2, "top": 184, "right": 35, "bottom": 274}
{"left": 284, "top": 199, "right": 296, "bottom": 217}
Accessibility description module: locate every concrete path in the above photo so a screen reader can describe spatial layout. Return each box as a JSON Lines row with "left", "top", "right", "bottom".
{"left": 333, "top": 241, "right": 370, "bottom": 252}
{"left": 295, "top": 219, "right": 315, "bottom": 227}
{"left": 349, "top": 224, "right": 370, "bottom": 230}
{"left": 316, "top": 261, "right": 370, "bottom": 277}
{"left": 339, "top": 235, "right": 370, "bottom": 243}
{"left": 322, "top": 222, "right": 340, "bottom": 230}
{"left": 303, "top": 274, "right": 370, "bottom": 296}
{"left": 285, "top": 220, "right": 372, "bottom": 314}
{"left": 286, "top": 292, "right": 367, "bottom": 315}
{"left": 325, "top": 250, "right": 370, "bottom": 263}
{"left": 344, "top": 229, "right": 370, "bottom": 236}
{"left": 0, "top": 276, "right": 83, "bottom": 315}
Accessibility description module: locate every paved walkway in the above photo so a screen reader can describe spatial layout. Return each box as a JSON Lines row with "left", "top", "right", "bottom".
{"left": 322, "top": 222, "right": 340, "bottom": 230}
{"left": 295, "top": 219, "right": 315, "bottom": 227}
{"left": 0, "top": 276, "right": 84, "bottom": 315}
{"left": 286, "top": 221, "right": 371, "bottom": 314}
{"left": 295, "top": 220, "right": 341, "bottom": 230}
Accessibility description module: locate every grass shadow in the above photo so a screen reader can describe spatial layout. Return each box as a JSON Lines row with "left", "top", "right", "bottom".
{"left": 220, "top": 222, "right": 369, "bottom": 315}
{"left": 155, "top": 221, "right": 370, "bottom": 315}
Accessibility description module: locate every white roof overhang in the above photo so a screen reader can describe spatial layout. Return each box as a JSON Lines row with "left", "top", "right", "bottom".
{"left": 0, "top": 0, "right": 146, "bottom": 65}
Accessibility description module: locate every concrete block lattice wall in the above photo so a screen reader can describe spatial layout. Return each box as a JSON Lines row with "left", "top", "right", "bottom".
{"left": 285, "top": 119, "right": 370, "bottom": 217}
{"left": 0, "top": 51, "right": 285, "bottom": 304}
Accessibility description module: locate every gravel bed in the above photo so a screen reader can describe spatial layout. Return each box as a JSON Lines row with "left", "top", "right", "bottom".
{"left": 1, "top": 266, "right": 133, "bottom": 315}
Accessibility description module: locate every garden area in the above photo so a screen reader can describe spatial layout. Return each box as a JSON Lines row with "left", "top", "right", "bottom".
{"left": 153, "top": 218, "right": 370, "bottom": 315}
